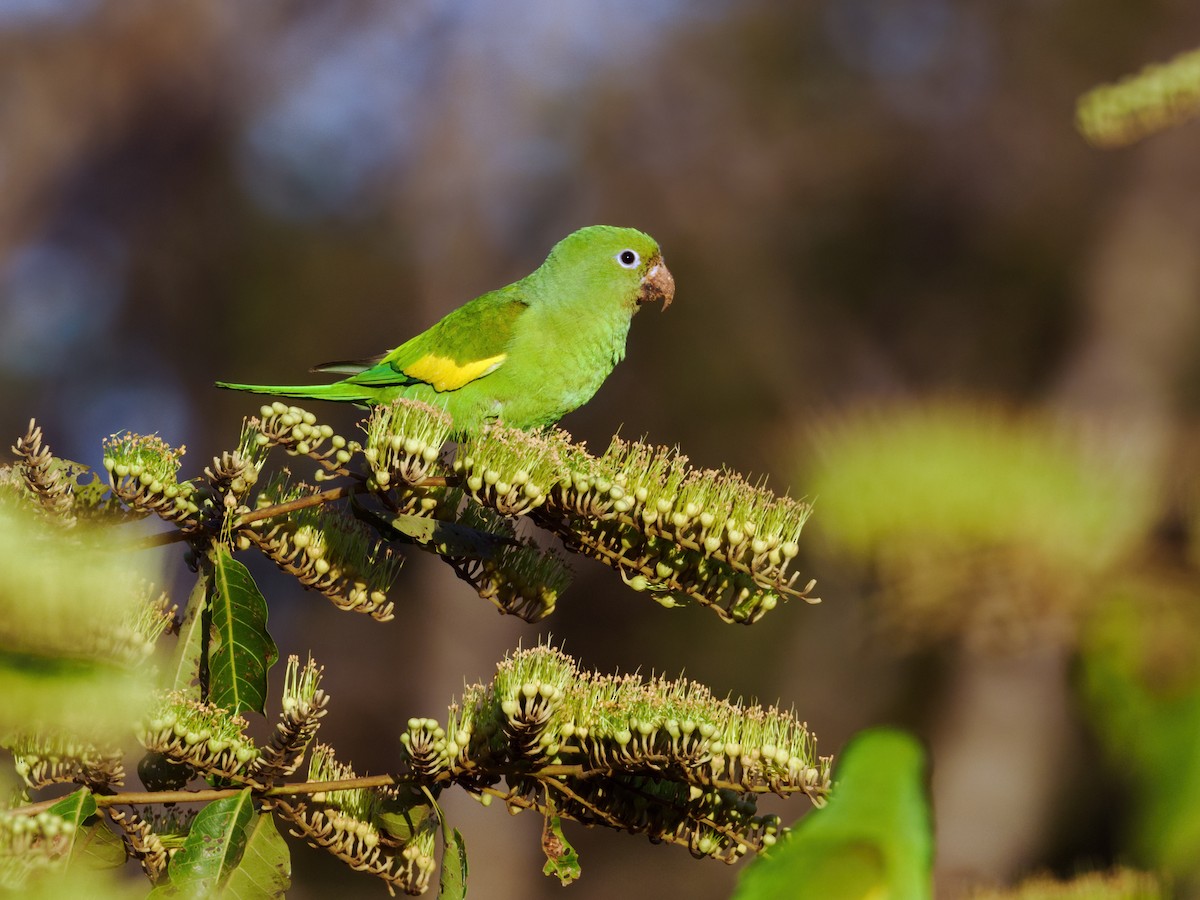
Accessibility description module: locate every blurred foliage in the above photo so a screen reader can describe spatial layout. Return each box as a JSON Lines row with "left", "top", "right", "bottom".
{"left": 0, "top": 502, "right": 160, "bottom": 738}
{"left": 1077, "top": 46, "right": 1200, "bottom": 148}
{"left": 804, "top": 400, "right": 1155, "bottom": 648}
{"left": 1079, "top": 577, "right": 1200, "bottom": 888}
{"left": 968, "top": 867, "right": 1163, "bottom": 899}
{"left": 801, "top": 394, "right": 1200, "bottom": 894}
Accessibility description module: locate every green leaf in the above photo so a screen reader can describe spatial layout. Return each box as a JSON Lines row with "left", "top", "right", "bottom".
{"left": 156, "top": 789, "right": 255, "bottom": 898}
{"left": 71, "top": 469, "right": 109, "bottom": 510}
{"left": 220, "top": 812, "right": 291, "bottom": 899}
{"left": 171, "top": 569, "right": 210, "bottom": 696}
{"left": 438, "top": 826, "right": 468, "bottom": 900}
{"left": 540, "top": 816, "right": 580, "bottom": 886}
{"left": 68, "top": 818, "right": 127, "bottom": 870}
{"left": 47, "top": 787, "right": 126, "bottom": 869}
{"left": 374, "top": 786, "right": 437, "bottom": 843}
{"left": 422, "top": 787, "right": 466, "bottom": 900}
{"left": 208, "top": 547, "right": 277, "bottom": 715}
{"left": 48, "top": 787, "right": 96, "bottom": 826}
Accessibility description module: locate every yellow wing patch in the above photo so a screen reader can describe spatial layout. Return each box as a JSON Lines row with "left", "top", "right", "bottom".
{"left": 403, "top": 352, "right": 506, "bottom": 392}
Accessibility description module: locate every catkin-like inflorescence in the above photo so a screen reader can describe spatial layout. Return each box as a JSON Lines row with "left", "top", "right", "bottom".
{"left": 5, "top": 733, "right": 124, "bottom": 791}
{"left": 270, "top": 744, "right": 437, "bottom": 896}
{"left": 455, "top": 426, "right": 816, "bottom": 623}
{"left": 399, "top": 719, "right": 451, "bottom": 780}
{"left": 203, "top": 407, "right": 813, "bottom": 624}
{"left": 98, "top": 586, "right": 176, "bottom": 666}
{"left": 107, "top": 809, "right": 171, "bottom": 884}
{"left": 11, "top": 420, "right": 77, "bottom": 525}
{"left": 251, "top": 403, "right": 353, "bottom": 478}
{"left": 252, "top": 656, "right": 330, "bottom": 783}
{"left": 0, "top": 807, "right": 78, "bottom": 880}
{"left": 137, "top": 693, "right": 260, "bottom": 783}
{"left": 243, "top": 473, "right": 400, "bottom": 621}
{"left": 363, "top": 399, "right": 453, "bottom": 492}
{"left": 439, "top": 504, "right": 568, "bottom": 621}
{"left": 273, "top": 796, "right": 436, "bottom": 897}
{"left": 102, "top": 432, "right": 201, "bottom": 530}
{"left": 454, "top": 427, "right": 562, "bottom": 516}
{"left": 415, "top": 645, "right": 830, "bottom": 863}
{"left": 204, "top": 449, "right": 263, "bottom": 526}
{"left": 530, "top": 773, "right": 786, "bottom": 863}
{"left": 1076, "top": 46, "right": 1200, "bottom": 148}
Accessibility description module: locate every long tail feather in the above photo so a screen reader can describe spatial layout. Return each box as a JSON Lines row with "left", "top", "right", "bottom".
{"left": 214, "top": 381, "right": 376, "bottom": 403}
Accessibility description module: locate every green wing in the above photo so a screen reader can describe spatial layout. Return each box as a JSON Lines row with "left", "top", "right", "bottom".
{"left": 330, "top": 289, "right": 527, "bottom": 393}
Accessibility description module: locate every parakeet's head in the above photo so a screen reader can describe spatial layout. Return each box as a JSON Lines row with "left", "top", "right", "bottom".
{"left": 539, "top": 225, "right": 675, "bottom": 312}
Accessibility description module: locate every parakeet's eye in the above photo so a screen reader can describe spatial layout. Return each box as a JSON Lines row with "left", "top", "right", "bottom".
{"left": 616, "top": 249, "right": 640, "bottom": 268}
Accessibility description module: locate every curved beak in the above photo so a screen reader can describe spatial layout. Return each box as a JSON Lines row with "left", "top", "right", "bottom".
{"left": 639, "top": 256, "right": 675, "bottom": 311}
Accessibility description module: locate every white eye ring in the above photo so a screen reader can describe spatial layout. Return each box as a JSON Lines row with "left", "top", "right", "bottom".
{"left": 616, "top": 249, "right": 640, "bottom": 269}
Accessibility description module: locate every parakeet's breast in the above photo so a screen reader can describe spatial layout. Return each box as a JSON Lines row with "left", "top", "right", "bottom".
{"left": 472, "top": 301, "right": 635, "bottom": 430}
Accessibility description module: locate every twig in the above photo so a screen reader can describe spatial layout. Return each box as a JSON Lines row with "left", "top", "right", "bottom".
{"left": 235, "top": 485, "right": 356, "bottom": 527}
{"left": 128, "top": 475, "right": 458, "bottom": 550}
{"left": 7, "top": 774, "right": 404, "bottom": 816}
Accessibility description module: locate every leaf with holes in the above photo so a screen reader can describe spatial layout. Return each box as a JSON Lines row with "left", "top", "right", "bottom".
{"left": 171, "top": 569, "right": 209, "bottom": 697}
{"left": 541, "top": 815, "right": 580, "bottom": 886}
{"left": 152, "top": 789, "right": 255, "bottom": 898}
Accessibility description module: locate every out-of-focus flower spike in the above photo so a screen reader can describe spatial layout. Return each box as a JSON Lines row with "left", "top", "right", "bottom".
{"left": 4, "top": 732, "right": 125, "bottom": 791}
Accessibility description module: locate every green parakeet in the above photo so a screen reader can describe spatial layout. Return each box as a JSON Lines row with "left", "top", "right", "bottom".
{"left": 734, "top": 728, "right": 933, "bottom": 900}
{"left": 216, "top": 225, "right": 675, "bottom": 433}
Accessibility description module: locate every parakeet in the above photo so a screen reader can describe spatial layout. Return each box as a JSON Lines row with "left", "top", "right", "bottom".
{"left": 733, "top": 728, "right": 933, "bottom": 900}
{"left": 216, "top": 225, "right": 674, "bottom": 433}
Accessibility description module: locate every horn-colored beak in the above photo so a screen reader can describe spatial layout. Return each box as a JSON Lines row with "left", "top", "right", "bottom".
{"left": 640, "top": 257, "right": 675, "bottom": 311}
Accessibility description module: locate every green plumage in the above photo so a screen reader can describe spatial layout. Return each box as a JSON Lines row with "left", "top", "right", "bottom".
{"left": 217, "top": 225, "right": 675, "bottom": 433}
{"left": 734, "top": 728, "right": 933, "bottom": 900}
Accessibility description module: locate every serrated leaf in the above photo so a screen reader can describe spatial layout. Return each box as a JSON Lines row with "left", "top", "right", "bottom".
{"left": 171, "top": 570, "right": 209, "bottom": 696}
{"left": 208, "top": 548, "right": 277, "bottom": 715}
{"left": 541, "top": 816, "right": 580, "bottom": 886}
{"left": 220, "top": 811, "right": 291, "bottom": 899}
{"left": 156, "top": 789, "right": 255, "bottom": 898}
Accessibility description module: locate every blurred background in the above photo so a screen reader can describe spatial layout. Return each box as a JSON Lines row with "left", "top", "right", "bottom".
{"left": 3, "top": 1, "right": 1200, "bottom": 896}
